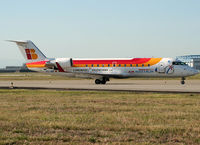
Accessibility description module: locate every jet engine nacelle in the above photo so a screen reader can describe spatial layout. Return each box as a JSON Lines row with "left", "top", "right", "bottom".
{"left": 55, "top": 58, "right": 73, "bottom": 70}
{"left": 45, "top": 61, "right": 55, "bottom": 69}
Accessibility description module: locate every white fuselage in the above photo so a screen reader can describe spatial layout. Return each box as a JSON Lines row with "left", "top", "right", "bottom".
{"left": 28, "top": 57, "right": 199, "bottom": 79}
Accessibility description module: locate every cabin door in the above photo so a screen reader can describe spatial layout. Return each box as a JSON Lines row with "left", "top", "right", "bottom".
{"left": 111, "top": 61, "right": 118, "bottom": 73}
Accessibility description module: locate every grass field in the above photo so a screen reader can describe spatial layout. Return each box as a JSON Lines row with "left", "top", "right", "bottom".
{"left": 0, "top": 72, "right": 200, "bottom": 80}
{"left": 0, "top": 90, "right": 200, "bottom": 144}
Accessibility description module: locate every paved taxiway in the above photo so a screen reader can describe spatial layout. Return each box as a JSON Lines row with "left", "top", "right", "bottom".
{"left": 0, "top": 79, "right": 199, "bottom": 93}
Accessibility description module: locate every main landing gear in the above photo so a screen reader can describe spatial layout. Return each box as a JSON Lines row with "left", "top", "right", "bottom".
{"left": 181, "top": 77, "right": 185, "bottom": 85}
{"left": 95, "top": 77, "right": 109, "bottom": 85}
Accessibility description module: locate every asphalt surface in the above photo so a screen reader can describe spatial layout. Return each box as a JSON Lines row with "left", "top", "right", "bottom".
{"left": 0, "top": 79, "right": 199, "bottom": 93}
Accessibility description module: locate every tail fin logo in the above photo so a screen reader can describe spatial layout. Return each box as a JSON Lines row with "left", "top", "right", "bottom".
{"left": 25, "top": 49, "right": 38, "bottom": 60}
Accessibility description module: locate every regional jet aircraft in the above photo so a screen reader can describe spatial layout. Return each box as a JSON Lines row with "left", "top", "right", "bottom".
{"left": 9, "top": 40, "right": 199, "bottom": 84}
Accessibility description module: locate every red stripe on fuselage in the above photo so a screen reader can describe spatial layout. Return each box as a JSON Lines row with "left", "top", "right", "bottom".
{"left": 73, "top": 58, "right": 151, "bottom": 64}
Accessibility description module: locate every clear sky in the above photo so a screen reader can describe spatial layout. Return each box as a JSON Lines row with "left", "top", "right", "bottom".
{"left": 0, "top": 0, "right": 200, "bottom": 67}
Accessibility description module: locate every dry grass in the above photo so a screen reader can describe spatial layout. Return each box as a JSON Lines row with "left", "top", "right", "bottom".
{"left": 0, "top": 90, "right": 200, "bottom": 144}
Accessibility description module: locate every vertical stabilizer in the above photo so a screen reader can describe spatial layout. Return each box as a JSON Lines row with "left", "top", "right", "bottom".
{"left": 8, "top": 40, "right": 46, "bottom": 62}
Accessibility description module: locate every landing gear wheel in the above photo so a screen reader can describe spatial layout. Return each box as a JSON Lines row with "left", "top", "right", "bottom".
{"left": 181, "top": 77, "right": 185, "bottom": 85}
{"left": 95, "top": 79, "right": 101, "bottom": 84}
{"left": 101, "top": 80, "right": 106, "bottom": 84}
{"left": 181, "top": 80, "right": 185, "bottom": 85}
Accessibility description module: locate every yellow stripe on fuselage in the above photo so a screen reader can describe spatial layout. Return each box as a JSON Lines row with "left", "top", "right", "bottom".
{"left": 143, "top": 58, "right": 162, "bottom": 66}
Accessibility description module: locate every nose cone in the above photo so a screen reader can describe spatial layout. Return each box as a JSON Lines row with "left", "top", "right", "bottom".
{"left": 190, "top": 68, "right": 199, "bottom": 76}
{"left": 184, "top": 67, "right": 200, "bottom": 76}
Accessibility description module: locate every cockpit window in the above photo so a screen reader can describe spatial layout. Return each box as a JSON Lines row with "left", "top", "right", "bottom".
{"left": 172, "top": 61, "right": 186, "bottom": 65}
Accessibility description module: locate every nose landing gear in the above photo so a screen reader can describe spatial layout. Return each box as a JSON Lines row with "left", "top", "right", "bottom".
{"left": 181, "top": 77, "right": 185, "bottom": 85}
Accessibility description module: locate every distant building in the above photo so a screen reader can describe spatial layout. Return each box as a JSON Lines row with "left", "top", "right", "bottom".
{"left": 0, "top": 64, "right": 35, "bottom": 73}
{"left": 176, "top": 55, "right": 200, "bottom": 70}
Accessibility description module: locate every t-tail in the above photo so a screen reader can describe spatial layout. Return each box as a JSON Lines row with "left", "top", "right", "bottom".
{"left": 8, "top": 40, "right": 47, "bottom": 62}
{"left": 8, "top": 40, "right": 67, "bottom": 72}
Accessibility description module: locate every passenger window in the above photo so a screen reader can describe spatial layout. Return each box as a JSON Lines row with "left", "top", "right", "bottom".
{"left": 142, "top": 64, "right": 144, "bottom": 67}
{"left": 86, "top": 64, "right": 88, "bottom": 67}
{"left": 130, "top": 64, "right": 132, "bottom": 67}
{"left": 148, "top": 64, "right": 150, "bottom": 67}
{"left": 97, "top": 64, "right": 99, "bottom": 67}
{"left": 108, "top": 64, "right": 110, "bottom": 67}
{"left": 113, "top": 64, "right": 116, "bottom": 67}
{"left": 119, "top": 64, "right": 121, "bottom": 67}
{"left": 136, "top": 64, "right": 138, "bottom": 67}
{"left": 124, "top": 64, "right": 126, "bottom": 67}
{"left": 102, "top": 64, "right": 104, "bottom": 67}
{"left": 91, "top": 64, "right": 93, "bottom": 67}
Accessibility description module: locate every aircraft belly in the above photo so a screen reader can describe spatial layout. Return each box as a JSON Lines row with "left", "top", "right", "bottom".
{"left": 71, "top": 67, "right": 160, "bottom": 77}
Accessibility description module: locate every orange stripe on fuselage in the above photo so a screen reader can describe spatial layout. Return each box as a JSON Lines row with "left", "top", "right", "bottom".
{"left": 143, "top": 58, "right": 162, "bottom": 66}
{"left": 26, "top": 61, "right": 47, "bottom": 68}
